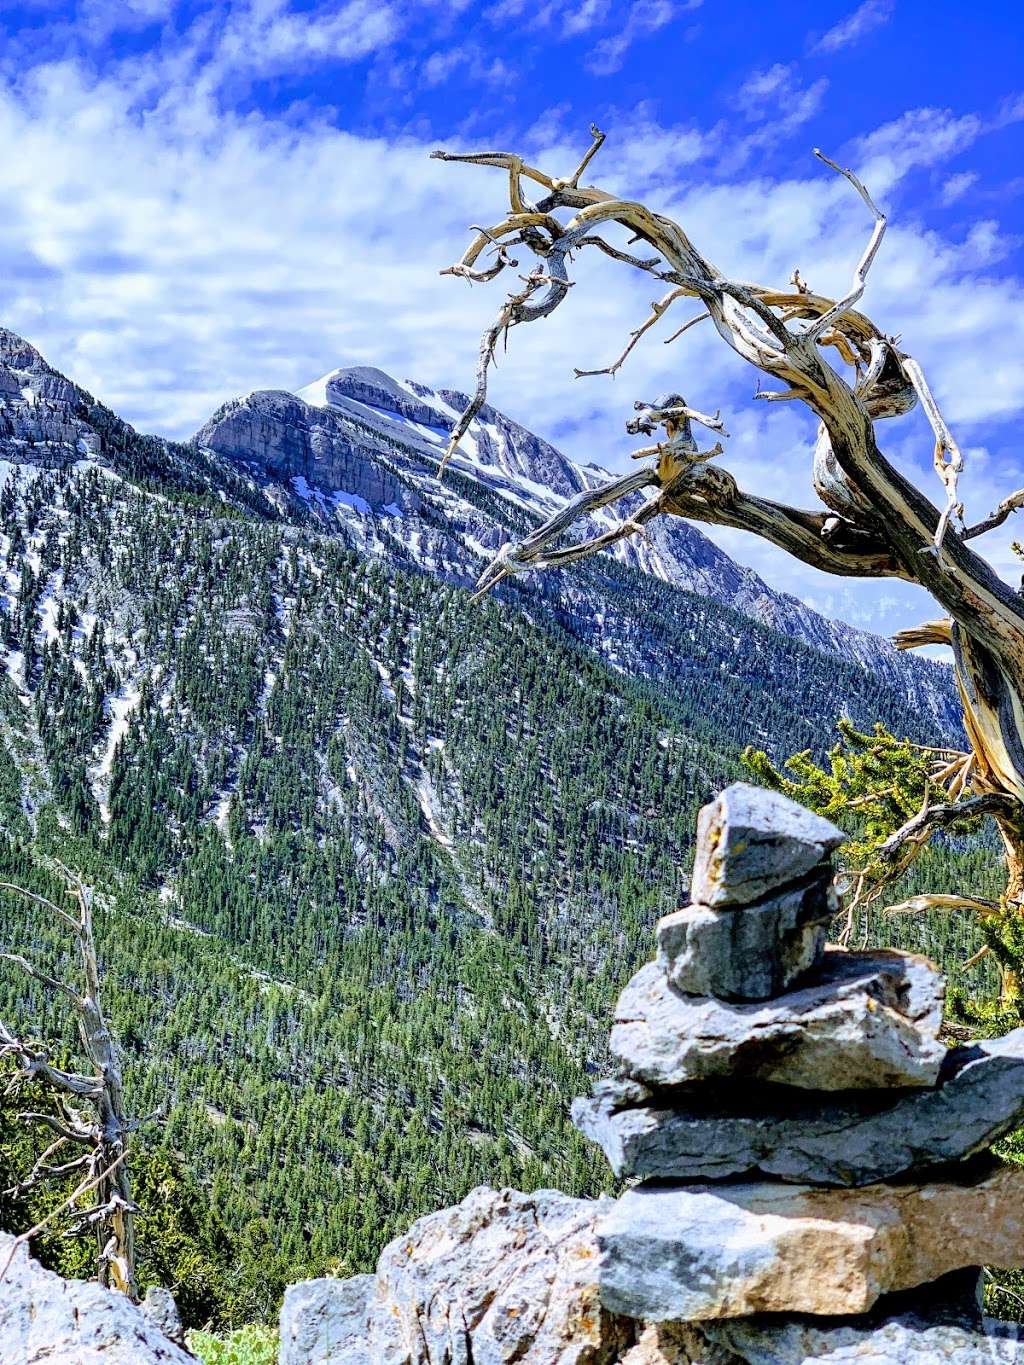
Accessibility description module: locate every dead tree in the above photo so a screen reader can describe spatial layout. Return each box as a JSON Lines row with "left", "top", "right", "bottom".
{"left": 0, "top": 876, "right": 139, "bottom": 1297}
{"left": 433, "top": 128, "right": 1024, "bottom": 987}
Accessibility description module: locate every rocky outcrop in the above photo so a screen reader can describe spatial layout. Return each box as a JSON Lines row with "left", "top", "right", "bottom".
{"left": 194, "top": 389, "right": 408, "bottom": 511}
{"left": 277, "top": 1187, "right": 632, "bottom": 1364}
{"left": 571, "top": 781, "right": 1024, "bottom": 1360}
{"left": 280, "top": 1274, "right": 374, "bottom": 1365}
{"left": 0, "top": 1232, "right": 193, "bottom": 1364}
{"left": 0, "top": 325, "right": 99, "bottom": 465}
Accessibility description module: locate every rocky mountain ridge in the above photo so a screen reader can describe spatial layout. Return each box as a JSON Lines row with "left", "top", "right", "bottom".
{"left": 195, "top": 361, "right": 959, "bottom": 728}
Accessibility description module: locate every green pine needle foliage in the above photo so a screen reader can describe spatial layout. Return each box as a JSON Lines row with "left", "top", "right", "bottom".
{"left": 743, "top": 719, "right": 987, "bottom": 904}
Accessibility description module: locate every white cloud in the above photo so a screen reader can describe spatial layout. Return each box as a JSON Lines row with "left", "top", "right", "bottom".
{"left": 940, "top": 170, "right": 978, "bottom": 205}
{"left": 810, "top": 0, "right": 893, "bottom": 55}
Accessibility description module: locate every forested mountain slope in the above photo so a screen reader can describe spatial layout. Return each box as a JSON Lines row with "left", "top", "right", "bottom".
{"left": 0, "top": 326, "right": 981, "bottom": 1315}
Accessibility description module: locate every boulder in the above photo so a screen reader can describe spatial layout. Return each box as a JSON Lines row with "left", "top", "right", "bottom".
{"left": 0, "top": 1233, "right": 192, "bottom": 1364}
{"left": 610, "top": 949, "right": 945, "bottom": 1090}
{"left": 656, "top": 873, "right": 836, "bottom": 1002}
{"left": 596, "top": 1164, "right": 1024, "bottom": 1321}
{"left": 141, "top": 1286, "right": 188, "bottom": 1350}
{"left": 574, "top": 1028, "right": 1024, "bottom": 1184}
{"left": 279, "top": 1274, "right": 373, "bottom": 1364}
{"left": 367, "top": 1186, "right": 631, "bottom": 1364}
{"left": 689, "top": 783, "right": 843, "bottom": 907}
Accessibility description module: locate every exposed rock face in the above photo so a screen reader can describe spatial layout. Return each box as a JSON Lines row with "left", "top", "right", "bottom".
{"left": 367, "top": 1186, "right": 631, "bottom": 1364}
{"left": 610, "top": 949, "right": 945, "bottom": 1090}
{"left": 690, "top": 783, "right": 844, "bottom": 908}
{"left": 0, "top": 1232, "right": 193, "bottom": 1364}
{"left": 194, "top": 390, "right": 408, "bottom": 510}
{"left": 140, "top": 1285, "right": 188, "bottom": 1351}
{"left": 597, "top": 1164, "right": 1024, "bottom": 1321}
{"left": 573, "top": 1028, "right": 1024, "bottom": 1184}
{"left": 279, "top": 1274, "right": 374, "bottom": 1365}
{"left": 657, "top": 873, "right": 836, "bottom": 1002}
{"left": 0, "top": 325, "right": 99, "bottom": 465}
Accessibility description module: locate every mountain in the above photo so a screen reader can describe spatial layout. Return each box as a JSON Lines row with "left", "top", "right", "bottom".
{"left": 0, "top": 327, "right": 983, "bottom": 1323}
{"left": 195, "top": 363, "right": 959, "bottom": 733}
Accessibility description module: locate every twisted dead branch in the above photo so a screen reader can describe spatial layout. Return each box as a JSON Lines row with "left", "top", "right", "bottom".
{"left": 435, "top": 126, "right": 1024, "bottom": 990}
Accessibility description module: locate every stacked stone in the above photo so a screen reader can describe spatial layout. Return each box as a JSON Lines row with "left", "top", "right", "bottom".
{"left": 573, "top": 782, "right": 1024, "bottom": 1353}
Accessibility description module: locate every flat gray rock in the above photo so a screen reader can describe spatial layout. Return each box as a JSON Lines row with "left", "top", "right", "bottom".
{"left": 611, "top": 949, "right": 945, "bottom": 1089}
{"left": 574, "top": 1028, "right": 1024, "bottom": 1184}
{"left": 708, "top": 1307, "right": 1024, "bottom": 1364}
{"left": 0, "top": 1233, "right": 192, "bottom": 1364}
{"left": 596, "top": 1165, "right": 1024, "bottom": 1321}
{"left": 279, "top": 1274, "right": 373, "bottom": 1364}
{"left": 657, "top": 874, "right": 836, "bottom": 1001}
{"left": 690, "top": 782, "right": 843, "bottom": 907}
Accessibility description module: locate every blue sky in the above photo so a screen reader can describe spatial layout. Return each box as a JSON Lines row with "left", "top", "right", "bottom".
{"left": 0, "top": 0, "right": 1022, "bottom": 636}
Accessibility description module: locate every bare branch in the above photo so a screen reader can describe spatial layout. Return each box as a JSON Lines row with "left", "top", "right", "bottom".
{"left": 805, "top": 149, "right": 887, "bottom": 342}
{"left": 0, "top": 1151, "right": 127, "bottom": 1288}
{"left": 0, "top": 883, "right": 80, "bottom": 935}
{"left": 574, "top": 287, "right": 688, "bottom": 379}
{"left": 884, "top": 892, "right": 1002, "bottom": 918}
{"left": 663, "top": 310, "right": 711, "bottom": 345}
{"left": 901, "top": 356, "right": 965, "bottom": 567}
{"left": 963, "top": 489, "right": 1024, "bottom": 541}
{"left": 566, "top": 123, "right": 605, "bottom": 188}
{"left": 876, "top": 793, "right": 1015, "bottom": 867}
{"left": 0, "top": 952, "right": 80, "bottom": 1005}
{"left": 471, "top": 466, "right": 659, "bottom": 597}
{"left": 17, "top": 1111, "right": 93, "bottom": 1145}
{"left": 575, "top": 235, "right": 661, "bottom": 272}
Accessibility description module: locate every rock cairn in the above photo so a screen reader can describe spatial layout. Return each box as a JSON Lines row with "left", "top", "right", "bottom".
{"left": 573, "top": 781, "right": 1024, "bottom": 1352}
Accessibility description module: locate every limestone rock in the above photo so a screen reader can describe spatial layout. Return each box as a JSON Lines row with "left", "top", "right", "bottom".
{"left": 0, "top": 1232, "right": 193, "bottom": 1364}
{"left": 278, "top": 1274, "right": 373, "bottom": 1364}
{"left": 596, "top": 1164, "right": 1024, "bottom": 1321}
{"left": 708, "top": 1314, "right": 1024, "bottom": 1364}
{"left": 620, "top": 1322, "right": 741, "bottom": 1364}
{"left": 656, "top": 874, "right": 836, "bottom": 1002}
{"left": 141, "top": 1286, "right": 187, "bottom": 1350}
{"left": 610, "top": 949, "right": 945, "bottom": 1089}
{"left": 574, "top": 1028, "right": 1024, "bottom": 1184}
{"left": 367, "top": 1186, "right": 631, "bottom": 1364}
{"left": 690, "top": 783, "right": 843, "bottom": 907}
{"left": 195, "top": 389, "right": 409, "bottom": 511}
{"left": 706, "top": 1272, "right": 1023, "bottom": 1364}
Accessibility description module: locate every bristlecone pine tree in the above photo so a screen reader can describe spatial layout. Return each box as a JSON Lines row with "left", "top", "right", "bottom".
{"left": 434, "top": 127, "right": 1024, "bottom": 1001}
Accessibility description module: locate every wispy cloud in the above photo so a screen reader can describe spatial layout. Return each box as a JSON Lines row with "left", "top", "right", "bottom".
{"left": 940, "top": 171, "right": 978, "bottom": 206}
{"left": 587, "top": 0, "right": 690, "bottom": 75}
{"left": 810, "top": 0, "right": 893, "bottom": 55}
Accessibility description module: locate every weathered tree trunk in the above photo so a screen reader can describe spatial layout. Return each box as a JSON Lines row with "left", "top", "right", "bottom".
{"left": 0, "top": 877, "right": 139, "bottom": 1298}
